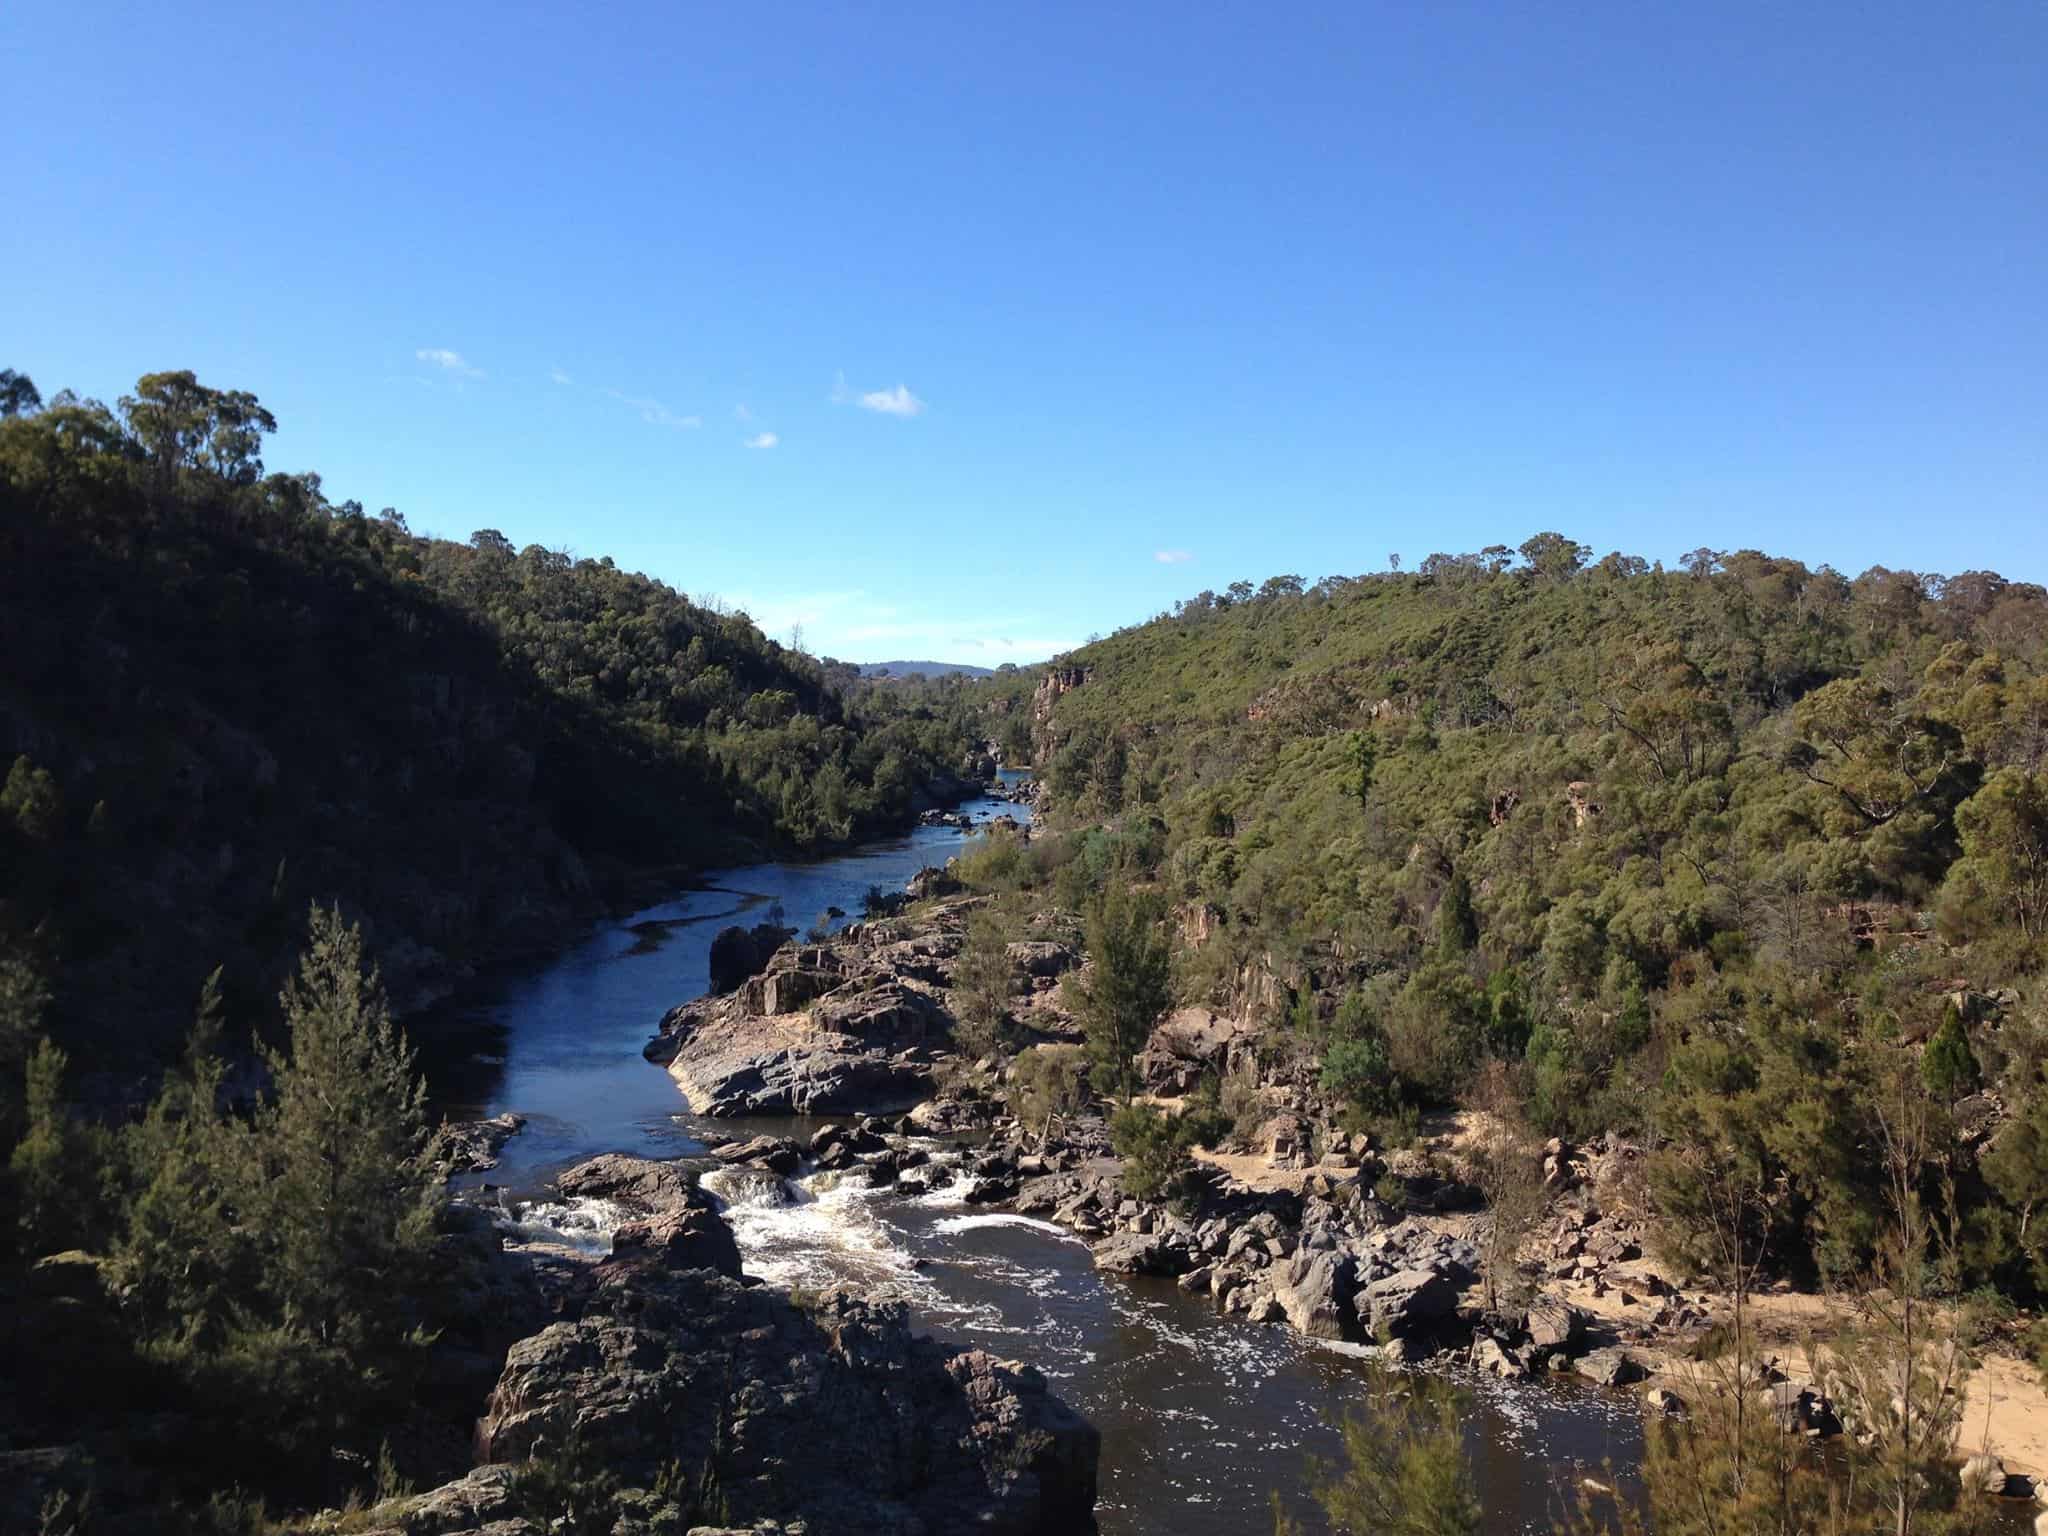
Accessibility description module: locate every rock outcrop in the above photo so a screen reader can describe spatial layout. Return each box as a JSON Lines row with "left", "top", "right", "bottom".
{"left": 709, "top": 921, "right": 797, "bottom": 995}
{"left": 1134, "top": 1007, "right": 1259, "bottom": 1095}
{"left": 646, "top": 909, "right": 988, "bottom": 1117}
{"left": 555, "top": 1153, "right": 743, "bottom": 1278}
{"left": 475, "top": 1258, "right": 1099, "bottom": 1534}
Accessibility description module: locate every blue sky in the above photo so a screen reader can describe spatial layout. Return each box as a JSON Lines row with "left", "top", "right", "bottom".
{"left": 6, "top": 3, "right": 2043, "bottom": 663}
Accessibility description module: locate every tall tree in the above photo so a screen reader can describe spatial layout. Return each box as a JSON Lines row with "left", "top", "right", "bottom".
{"left": 240, "top": 905, "right": 437, "bottom": 1351}
{"left": 1077, "top": 882, "right": 1170, "bottom": 1104}
{"left": 0, "top": 368, "right": 40, "bottom": 418}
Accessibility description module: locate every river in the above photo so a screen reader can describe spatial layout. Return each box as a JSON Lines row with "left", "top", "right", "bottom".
{"left": 425, "top": 774, "right": 1651, "bottom": 1533}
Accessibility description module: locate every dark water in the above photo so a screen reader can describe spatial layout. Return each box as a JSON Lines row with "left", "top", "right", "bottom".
{"left": 425, "top": 773, "right": 1648, "bottom": 1533}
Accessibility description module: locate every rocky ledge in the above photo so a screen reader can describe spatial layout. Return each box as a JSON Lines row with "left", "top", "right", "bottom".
{"left": 643, "top": 898, "right": 1027, "bottom": 1116}
{"left": 298, "top": 1153, "right": 1099, "bottom": 1535}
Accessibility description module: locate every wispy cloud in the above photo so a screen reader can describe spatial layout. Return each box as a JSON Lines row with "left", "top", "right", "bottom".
{"left": 735, "top": 403, "right": 755, "bottom": 423}
{"left": 744, "top": 431, "right": 779, "bottom": 450}
{"left": 859, "top": 383, "right": 925, "bottom": 416}
{"left": 550, "top": 367, "right": 574, "bottom": 386}
{"left": 606, "top": 388, "right": 701, "bottom": 430}
{"left": 833, "top": 372, "right": 927, "bottom": 417}
{"left": 1155, "top": 549, "right": 1193, "bottom": 565}
{"left": 417, "top": 348, "right": 484, "bottom": 378}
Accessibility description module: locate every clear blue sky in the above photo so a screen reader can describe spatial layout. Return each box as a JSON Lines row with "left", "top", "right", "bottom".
{"left": 7, "top": 3, "right": 2043, "bottom": 663}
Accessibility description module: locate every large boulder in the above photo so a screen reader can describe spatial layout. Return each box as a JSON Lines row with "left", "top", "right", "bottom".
{"left": 1092, "top": 1230, "right": 1183, "bottom": 1277}
{"left": 1006, "top": 940, "right": 1080, "bottom": 981}
{"left": 1275, "top": 1249, "right": 1359, "bottom": 1340}
{"left": 708, "top": 922, "right": 794, "bottom": 995}
{"left": 610, "top": 1205, "right": 743, "bottom": 1279}
{"left": 551, "top": 1154, "right": 744, "bottom": 1279}
{"left": 436, "top": 1112, "right": 527, "bottom": 1175}
{"left": 711, "top": 1135, "right": 804, "bottom": 1177}
{"left": 476, "top": 1267, "right": 1098, "bottom": 1534}
{"left": 1523, "top": 1297, "right": 1587, "bottom": 1356}
{"left": 1134, "top": 1007, "right": 1258, "bottom": 1095}
{"left": 675, "top": 1040, "right": 932, "bottom": 1118}
{"left": 810, "top": 982, "right": 948, "bottom": 1045}
{"left": 1575, "top": 1347, "right": 1647, "bottom": 1387}
{"left": 1358, "top": 1267, "right": 1458, "bottom": 1339}
{"left": 557, "top": 1152, "right": 698, "bottom": 1210}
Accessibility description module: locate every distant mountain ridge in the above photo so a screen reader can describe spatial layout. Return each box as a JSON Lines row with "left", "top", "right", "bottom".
{"left": 858, "top": 659, "right": 998, "bottom": 679}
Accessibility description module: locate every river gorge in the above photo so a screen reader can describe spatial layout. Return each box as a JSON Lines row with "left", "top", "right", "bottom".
{"left": 416, "top": 776, "right": 1693, "bottom": 1534}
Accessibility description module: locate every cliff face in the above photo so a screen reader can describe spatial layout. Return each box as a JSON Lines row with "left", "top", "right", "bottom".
{"left": 1030, "top": 665, "right": 1091, "bottom": 769}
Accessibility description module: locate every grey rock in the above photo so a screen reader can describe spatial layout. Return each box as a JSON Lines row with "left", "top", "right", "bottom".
{"left": 1575, "top": 1347, "right": 1648, "bottom": 1387}
{"left": 1275, "top": 1250, "right": 1359, "bottom": 1340}
{"left": 1359, "top": 1267, "right": 1458, "bottom": 1339}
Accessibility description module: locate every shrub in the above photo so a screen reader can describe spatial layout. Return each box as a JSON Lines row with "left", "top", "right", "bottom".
{"left": 1110, "top": 1103, "right": 1195, "bottom": 1202}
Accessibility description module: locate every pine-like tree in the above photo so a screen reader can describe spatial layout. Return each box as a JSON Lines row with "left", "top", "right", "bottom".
{"left": 241, "top": 905, "right": 438, "bottom": 1352}
{"left": 1077, "top": 882, "right": 1170, "bottom": 1104}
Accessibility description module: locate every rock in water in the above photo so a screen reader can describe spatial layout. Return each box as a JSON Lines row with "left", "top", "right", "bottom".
{"left": 1358, "top": 1267, "right": 1458, "bottom": 1339}
{"left": 1575, "top": 1347, "right": 1647, "bottom": 1387}
{"left": 1275, "top": 1249, "right": 1358, "bottom": 1340}
{"left": 554, "top": 1153, "right": 743, "bottom": 1277}
{"left": 1524, "top": 1296, "right": 1586, "bottom": 1355}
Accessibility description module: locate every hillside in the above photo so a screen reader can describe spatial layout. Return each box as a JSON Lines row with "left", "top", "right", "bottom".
{"left": 1002, "top": 537, "right": 2048, "bottom": 1295}
{"left": 858, "top": 659, "right": 1000, "bottom": 680}
{"left": 0, "top": 369, "right": 980, "bottom": 1057}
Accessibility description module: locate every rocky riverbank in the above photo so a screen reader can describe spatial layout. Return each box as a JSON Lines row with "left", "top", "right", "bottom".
{"left": 622, "top": 867, "right": 2048, "bottom": 1512}
{"left": 291, "top": 1151, "right": 1099, "bottom": 1536}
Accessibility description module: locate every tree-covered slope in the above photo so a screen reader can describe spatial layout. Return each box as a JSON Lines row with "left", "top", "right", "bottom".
{"left": 0, "top": 369, "right": 978, "bottom": 1055}
{"left": 1010, "top": 538, "right": 2048, "bottom": 1291}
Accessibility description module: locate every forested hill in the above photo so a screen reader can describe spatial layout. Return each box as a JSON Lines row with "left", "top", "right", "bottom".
{"left": 0, "top": 368, "right": 979, "bottom": 1056}
{"left": 1002, "top": 538, "right": 2048, "bottom": 1289}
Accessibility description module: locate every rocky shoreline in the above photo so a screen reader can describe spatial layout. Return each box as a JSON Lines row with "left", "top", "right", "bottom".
{"left": 395, "top": 829, "right": 2043, "bottom": 1533}
{"left": 294, "top": 1150, "right": 1099, "bottom": 1536}
{"left": 621, "top": 860, "right": 2048, "bottom": 1513}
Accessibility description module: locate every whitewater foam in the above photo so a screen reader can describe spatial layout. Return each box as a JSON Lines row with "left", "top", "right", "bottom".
{"left": 497, "top": 1194, "right": 626, "bottom": 1255}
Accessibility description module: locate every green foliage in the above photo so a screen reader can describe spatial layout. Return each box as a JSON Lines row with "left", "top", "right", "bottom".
{"left": 1922, "top": 1006, "right": 1981, "bottom": 1104}
{"left": 242, "top": 905, "right": 438, "bottom": 1353}
{"left": 1318, "top": 1033, "right": 1395, "bottom": 1115}
{"left": 1942, "top": 768, "right": 2048, "bottom": 943}
{"left": 956, "top": 826, "right": 1029, "bottom": 892}
{"left": 1, "top": 755, "right": 62, "bottom": 843}
{"left": 1436, "top": 867, "right": 1477, "bottom": 955}
{"left": 1011, "top": 1044, "right": 1090, "bottom": 1140}
{"left": 1, "top": 367, "right": 978, "bottom": 1053}
{"left": 952, "top": 906, "right": 1016, "bottom": 1057}
{"left": 1014, "top": 546, "right": 2048, "bottom": 1296}
{"left": 1108, "top": 1102, "right": 1195, "bottom": 1202}
{"left": 10, "top": 1039, "right": 85, "bottom": 1251}
{"left": 1077, "top": 882, "right": 1171, "bottom": 1103}
{"left": 1301, "top": 1372, "right": 1482, "bottom": 1536}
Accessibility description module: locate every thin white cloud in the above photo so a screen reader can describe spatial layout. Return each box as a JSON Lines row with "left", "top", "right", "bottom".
{"left": 606, "top": 388, "right": 701, "bottom": 430}
{"left": 735, "top": 403, "right": 755, "bottom": 423}
{"left": 550, "top": 367, "right": 574, "bottom": 386}
{"left": 860, "top": 383, "right": 924, "bottom": 417}
{"left": 1155, "top": 549, "right": 1193, "bottom": 564}
{"left": 745, "top": 431, "right": 779, "bottom": 450}
{"left": 417, "top": 348, "right": 484, "bottom": 378}
{"left": 832, "top": 372, "right": 926, "bottom": 417}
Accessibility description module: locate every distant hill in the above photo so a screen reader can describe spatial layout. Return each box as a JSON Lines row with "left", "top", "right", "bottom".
{"left": 859, "top": 660, "right": 998, "bottom": 679}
